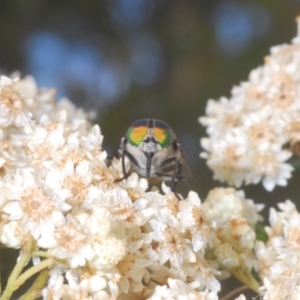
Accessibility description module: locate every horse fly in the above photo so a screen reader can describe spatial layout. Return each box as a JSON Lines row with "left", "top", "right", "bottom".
{"left": 117, "top": 118, "right": 192, "bottom": 198}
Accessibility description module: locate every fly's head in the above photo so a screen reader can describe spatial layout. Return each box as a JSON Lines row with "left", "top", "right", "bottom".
{"left": 117, "top": 118, "right": 192, "bottom": 198}
{"left": 126, "top": 119, "right": 174, "bottom": 154}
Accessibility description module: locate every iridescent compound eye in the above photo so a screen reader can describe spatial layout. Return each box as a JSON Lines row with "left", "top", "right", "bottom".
{"left": 153, "top": 120, "right": 173, "bottom": 148}
{"left": 126, "top": 119, "right": 148, "bottom": 146}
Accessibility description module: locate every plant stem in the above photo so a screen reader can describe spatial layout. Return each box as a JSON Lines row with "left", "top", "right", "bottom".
{"left": 7, "top": 235, "right": 33, "bottom": 286}
{"left": 0, "top": 257, "right": 54, "bottom": 300}
{"left": 220, "top": 285, "right": 251, "bottom": 300}
{"left": 18, "top": 269, "right": 50, "bottom": 300}
{"left": 231, "top": 267, "right": 260, "bottom": 293}
{"left": 14, "top": 257, "right": 54, "bottom": 288}
{"left": 0, "top": 236, "right": 33, "bottom": 300}
{"left": 32, "top": 251, "right": 51, "bottom": 258}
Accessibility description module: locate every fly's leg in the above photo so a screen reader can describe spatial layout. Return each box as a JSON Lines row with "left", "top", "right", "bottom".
{"left": 155, "top": 157, "right": 189, "bottom": 199}
{"left": 158, "top": 156, "right": 182, "bottom": 191}
{"left": 114, "top": 153, "right": 128, "bottom": 182}
{"left": 170, "top": 181, "right": 182, "bottom": 200}
{"left": 176, "top": 175, "right": 189, "bottom": 195}
{"left": 171, "top": 159, "right": 190, "bottom": 195}
{"left": 170, "top": 158, "right": 180, "bottom": 191}
{"left": 158, "top": 156, "right": 178, "bottom": 189}
{"left": 114, "top": 150, "right": 138, "bottom": 182}
{"left": 154, "top": 173, "right": 189, "bottom": 200}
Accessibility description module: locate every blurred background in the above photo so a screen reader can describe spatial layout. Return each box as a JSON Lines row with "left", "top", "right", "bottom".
{"left": 0, "top": 1, "right": 299, "bottom": 297}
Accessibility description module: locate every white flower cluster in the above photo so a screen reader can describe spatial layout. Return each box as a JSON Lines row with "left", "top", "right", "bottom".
{"left": 256, "top": 200, "right": 300, "bottom": 299}
{"left": 199, "top": 18, "right": 300, "bottom": 191}
{"left": 2, "top": 43, "right": 299, "bottom": 297}
{"left": 202, "top": 188, "right": 263, "bottom": 292}
{"left": 0, "top": 75, "right": 222, "bottom": 299}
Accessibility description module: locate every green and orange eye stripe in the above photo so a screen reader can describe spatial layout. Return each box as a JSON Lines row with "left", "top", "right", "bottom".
{"left": 126, "top": 119, "right": 174, "bottom": 148}
{"left": 126, "top": 119, "right": 149, "bottom": 146}
{"left": 153, "top": 120, "right": 173, "bottom": 148}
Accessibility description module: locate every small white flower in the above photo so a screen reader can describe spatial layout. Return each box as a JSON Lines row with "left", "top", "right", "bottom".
{"left": 85, "top": 209, "right": 112, "bottom": 237}
{"left": 178, "top": 193, "right": 210, "bottom": 252}
{"left": 214, "top": 243, "right": 239, "bottom": 270}
{"left": 182, "top": 256, "right": 221, "bottom": 292}
{"left": 219, "top": 218, "right": 256, "bottom": 252}
{"left": 149, "top": 219, "right": 194, "bottom": 269}
{"left": 92, "top": 236, "right": 127, "bottom": 270}
{"left": 149, "top": 278, "right": 219, "bottom": 300}
{"left": 38, "top": 215, "right": 94, "bottom": 268}
{"left": 1, "top": 221, "right": 24, "bottom": 248}
{"left": 202, "top": 187, "right": 263, "bottom": 229}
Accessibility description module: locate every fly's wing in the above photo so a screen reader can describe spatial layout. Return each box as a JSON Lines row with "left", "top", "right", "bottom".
{"left": 153, "top": 148, "right": 193, "bottom": 181}
{"left": 178, "top": 148, "right": 193, "bottom": 179}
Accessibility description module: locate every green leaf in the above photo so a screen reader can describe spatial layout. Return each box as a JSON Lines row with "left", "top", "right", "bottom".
{"left": 255, "top": 224, "right": 268, "bottom": 243}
